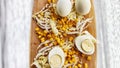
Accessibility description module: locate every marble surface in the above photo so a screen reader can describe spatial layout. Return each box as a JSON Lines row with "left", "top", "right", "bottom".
{"left": 0, "top": 0, "right": 120, "bottom": 68}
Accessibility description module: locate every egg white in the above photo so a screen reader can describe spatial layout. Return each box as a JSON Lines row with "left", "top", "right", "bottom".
{"left": 75, "top": 35, "right": 95, "bottom": 55}
{"left": 48, "top": 46, "right": 65, "bottom": 68}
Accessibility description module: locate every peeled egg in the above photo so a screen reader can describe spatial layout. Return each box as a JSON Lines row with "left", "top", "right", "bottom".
{"left": 48, "top": 46, "right": 65, "bottom": 68}
{"left": 75, "top": 0, "right": 91, "bottom": 15}
{"left": 75, "top": 35, "right": 95, "bottom": 55}
{"left": 56, "top": 0, "right": 72, "bottom": 17}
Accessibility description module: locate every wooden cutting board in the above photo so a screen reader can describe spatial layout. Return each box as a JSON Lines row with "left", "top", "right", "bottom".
{"left": 30, "top": 0, "right": 96, "bottom": 68}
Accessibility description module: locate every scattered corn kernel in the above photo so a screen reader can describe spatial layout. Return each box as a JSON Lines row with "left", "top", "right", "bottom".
{"left": 40, "top": 12, "right": 44, "bottom": 16}
{"left": 50, "top": 38, "right": 53, "bottom": 41}
{"left": 84, "top": 63, "right": 88, "bottom": 68}
{"left": 62, "top": 27, "right": 66, "bottom": 31}
{"left": 44, "top": 43, "right": 48, "bottom": 46}
{"left": 63, "top": 49, "right": 68, "bottom": 52}
{"left": 47, "top": 34, "right": 51, "bottom": 38}
{"left": 78, "top": 64, "right": 82, "bottom": 68}
{"left": 67, "top": 55, "right": 71, "bottom": 58}
{"left": 38, "top": 35, "right": 42, "bottom": 38}
{"left": 69, "top": 51, "right": 72, "bottom": 55}
{"left": 72, "top": 58, "right": 75, "bottom": 62}
{"left": 69, "top": 24, "right": 73, "bottom": 27}
{"left": 56, "top": 38, "right": 60, "bottom": 43}
{"left": 35, "top": 27, "right": 39, "bottom": 31}
{"left": 63, "top": 33, "right": 67, "bottom": 37}
{"left": 43, "top": 30, "right": 48, "bottom": 34}
{"left": 75, "top": 18, "right": 79, "bottom": 22}
{"left": 87, "top": 56, "right": 92, "bottom": 61}
{"left": 41, "top": 37, "right": 45, "bottom": 42}
{"left": 74, "top": 66, "right": 78, "bottom": 68}
{"left": 72, "top": 55, "right": 74, "bottom": 58}
{"left": 67, "top": 57, "right": 71, "bottom": 60}
{"left": 61, "top": 40, "right": 65, "bottom": 43}
{"left": 64, "top": 61, "right": 68, "bottom": 65}
{"left": 69, "top": 37, "right": 74, "bottom": 41}
{"left": 53, "top": 41, "right": 57, "bottom": 45}
{"left": 72, "top": 51, "right": 76, "bottom": 54}
{"left": 48, "top": 0, "right": 51, "bottom": 3}
{"left": 69, "top": 60, "right": 73, "bottom": 64}
{"left": 59, "top": 42, "right": 63, "bottom": 46}
{"left": 37, "top": 31, "right": 41, "bottom": 35}
{"left": 68, "top": 66, "right": 72, "bottom": 68}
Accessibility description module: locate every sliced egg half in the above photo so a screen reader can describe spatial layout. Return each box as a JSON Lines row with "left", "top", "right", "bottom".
{"left": 56, "top": 0, "right": 72, "bottom": 17}
{"left": 75, "top": 0, "right": 91, "bottom": 15}
{"left": 48, "top": 46, "right": 65, "bottom": 68}
{"left": 75, "top": 35, "right": 95, "bottom": 55}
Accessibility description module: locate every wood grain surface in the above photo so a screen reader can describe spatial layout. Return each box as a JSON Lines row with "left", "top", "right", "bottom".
{"left": 30, "top": 0, "right": 96, "bottom": 68}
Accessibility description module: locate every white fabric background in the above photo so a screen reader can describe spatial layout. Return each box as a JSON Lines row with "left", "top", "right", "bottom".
{"left": 0, "top": 0, "right": 120, "bottom": 68}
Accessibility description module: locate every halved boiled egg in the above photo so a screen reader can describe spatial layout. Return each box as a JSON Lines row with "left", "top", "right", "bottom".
{"left": 75, "top": 35, "right": 95, "bottom": 55}
{"left": 56, "top": 0, "right": 72, "bottom": 17}
{"left": 75, "top": 0, "right": 91, "bottom": 15}
{"left": 48, "top": 46, "right": 65, "bottom": 68}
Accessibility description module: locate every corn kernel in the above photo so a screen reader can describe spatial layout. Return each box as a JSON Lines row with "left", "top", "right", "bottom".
{"left": 35, "top": 27, "right": 39, "bottom": 31}
{"left": 59, "top": 42, "right": 63, "bottom": 46}
{"left": 72, "top": 58, "right": 75, "bottom": 62}
{"left": 44, "top": 43, "right": 48, "bottom": 46}
{"left": 78, "top": 64, "right": 82, "bottom": 68}
{"left": 65, "top": 25, "right": 68, "bottom": 28}
{"left": 43, "top": 30, "right": 48, "bottom": 34}
{"left": 41, "top": 37, "right": 45, "bottom": 42}
{"left": 67, "top": 57, "right": 71, "bottom": 60}
{"left": 68, "top": 66, "right": 72, "bottom": 68}
{"left": 84, "top": 63, "right": 88, "bottom": 68}
{"left": 62, "top": 27, "right": 66, "bottom": 31}
{"left": 63, "top": 33, "right": 67, "bottom": 37}
{"left": 75, "top": 18, "right": 79, "bottom": 22}
{"left": 73, "top": 51, "right": 76, "bottom": 54}
{"left": 52, "top": 17, "right": 55, "bottom": 20}
{"left": 50, "top": 38, "right": 53, "bottom": 41}
{"left": 53, "top": 41, "right": 57, "bottom": 45}
{"left": 38, "top": 35, "right": 42, "bottom": 38}
{"left": 64, "top": 49, "right": 67, "bottom": 52}
{"left": 61, "top": 19, "right": 64, "bottom": 22}
{"left": 72, "top": 55, "right": 74, "bottom": 58}
{"left": 64, "top": 61, "right": 68, "bottom": 65}
{"left": 37, "top": 31, "right": 41, "bottom": 35}
{"left": 69, "top": 60, "right": 73, "bottom": 64}
{"left": 74, "top": 66, "right": 78, "bottom": 68}
{"left": 69, "top": 36, "right": 74, "bottom": 41}
{"left": 87, "top": 56, "right": 92, "bottom": 61}
{"left": 56, "top": 38, "right": 60, "bottom": 43}
{"left": 67, "top": 55, "right": 71, "bottom": 58}
{"left": 69, "top": 24, "right": 73, "bottom": 27}
{"left": 47, "top": 34, "right": 51, "bottom": 38}
{"left": 69, "top": 51, "right": 72, "bottom": 55}
{"left": 40, "top": 12, "right": 44, "bottom": 16}
{"left": 48, "top": 0, "right": 51, "bottom": 3}
{"left": 71, "top": 48, "right": 74, "bottom": 50}
{"left": 65, "top": 52, "right": 67, "bottom": 56}
{"left": 61, "top": 40, "right": 64, "bottom": 43}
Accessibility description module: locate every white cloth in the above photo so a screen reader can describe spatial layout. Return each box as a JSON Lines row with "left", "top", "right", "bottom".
{"left": 0, "top": 0, "right": 120, "bottom": 68}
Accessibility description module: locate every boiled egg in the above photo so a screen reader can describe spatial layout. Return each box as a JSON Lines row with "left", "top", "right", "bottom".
{"left": 75, "top": 0, "right": 91, "bottom": 15}
{"left": 56, "top": 0, "right": 72, "bottom": 17}
{"left": 48, "top": 46, "right": 65, "bottom": 68}
{"left": 75, "top": 35, "right": 95, "bottom": 55}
